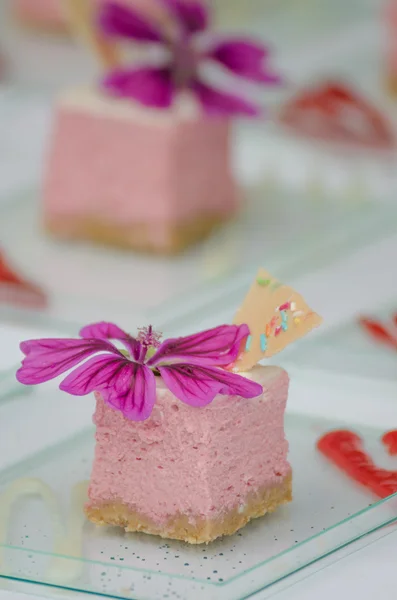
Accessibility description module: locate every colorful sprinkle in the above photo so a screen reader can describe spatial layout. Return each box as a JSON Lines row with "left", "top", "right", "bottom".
{"left": 245, "top": 335, "right": 252, "bottom": 351}
{"left": 265, "top": 324, "right": 271, "bottom": 337}
{"left": 294, "top": 317, "right": 301, "bottom": 325}
{"left": 257, "top": 278, "right": 271, "bottom": 286}
{"left": 290, "top": 302, "right": 297, "bottom": 311}
{"left": 279, "top": 302, "right": 290, "bottom": 312}
{"left": 260, "top": 334, "right": 267, "bottom": 352}
{"left": 274, "top": 326, "right": 282, "bottom": 336}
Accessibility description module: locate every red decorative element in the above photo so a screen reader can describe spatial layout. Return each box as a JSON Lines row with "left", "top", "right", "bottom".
{"left": 317, "top": 430, "right": 397, "bottom": 498}
{"left": 0, "top": 251, "right": 47, "bottom": 309}
{"left": 359, "top": 316, "right": 397, "bottom": 350}
{"left": 279, "top": 81, "right": 395, "bottom": 150}
{"left": 279, "top": 302, "right": 290, "bottom": 311}
{"left": 382, "top": 431, "right": 397, "bottom": 456}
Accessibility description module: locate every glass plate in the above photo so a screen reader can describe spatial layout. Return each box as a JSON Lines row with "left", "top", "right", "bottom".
{"left": 281, "top": 302, "right": 397, "bottom": 384}
{"left": 1, "top": 188, "right": 397, "bottom": 333}
{"left": 0, "top": 357, "right": 396, "bottom": 600}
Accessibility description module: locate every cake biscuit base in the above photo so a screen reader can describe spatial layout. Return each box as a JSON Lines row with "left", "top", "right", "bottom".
{"left": 85, "top": 473, "right": 292, "bottom": 544}
{"left": 45, "top": 212, "right": 232, "bottom": 255}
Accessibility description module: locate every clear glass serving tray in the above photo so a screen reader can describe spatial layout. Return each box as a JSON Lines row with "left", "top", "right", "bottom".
{"left": 282, "top": 302, "right": 397, "bottom": 384}
{"left": 0, "top": 324, "right": 396, "bottom": 600}
{"left": 1, "top": 188, "right": 397, "bottom": 334}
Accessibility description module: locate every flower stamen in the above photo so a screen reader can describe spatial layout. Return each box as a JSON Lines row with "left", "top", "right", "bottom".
{"left": 137, "top": 325, "right": 162, "bottom": 349}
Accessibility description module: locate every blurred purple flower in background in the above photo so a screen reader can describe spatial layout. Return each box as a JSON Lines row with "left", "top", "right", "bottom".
{"left": 99, "top": 0, "right": 281, "bottom": 116}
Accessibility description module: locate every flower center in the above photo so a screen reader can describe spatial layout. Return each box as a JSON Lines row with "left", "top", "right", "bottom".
{"left": 137, "top": 325, "right": 162, "bottom": 349}
{"left": 171, "top": 39, "right": 198, "bottom": 88}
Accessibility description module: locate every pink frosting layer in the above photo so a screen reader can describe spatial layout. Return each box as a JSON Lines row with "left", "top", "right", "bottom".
{"left": 44, "top": 90, "right": 237, "bottom": 225}
{"left": 87, "top": 366, "right": 290, "bottom": 524}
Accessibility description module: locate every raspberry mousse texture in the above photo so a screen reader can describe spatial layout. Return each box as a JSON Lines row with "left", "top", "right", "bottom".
{"left": 86, "top": 367, "right": 291, "bottom": 543}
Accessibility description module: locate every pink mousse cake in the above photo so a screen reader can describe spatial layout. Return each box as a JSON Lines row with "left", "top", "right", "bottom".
{"left": 44, "top": 88, "right": 237, "bottom": 254}
{"left": 16, "top": 269, "right": 321, "bottom": 544}
{"left": 86, "top": 366, "right": 291, "bottom": 543}
{"left": 42, "top": 1, "right": 280, "bottom": 254}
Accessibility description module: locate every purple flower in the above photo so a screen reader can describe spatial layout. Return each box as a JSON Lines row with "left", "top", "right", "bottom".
{"left": 16, "top": 322, "right": 262, "bottom": 421}
{"left": 98, "top": 1, "right": 280, "bottom": 116}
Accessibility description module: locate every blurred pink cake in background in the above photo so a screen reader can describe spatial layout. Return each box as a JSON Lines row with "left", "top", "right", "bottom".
{"left": 86, "top": 366, "right": 291, "bottom": 543}
{"left": 42, "top": 1, "right": 280, "bottom": 253}
{"left": 44, "top": 88, "right": 237, "bottom": 253}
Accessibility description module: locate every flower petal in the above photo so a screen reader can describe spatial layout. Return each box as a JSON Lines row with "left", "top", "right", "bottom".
{"left": 59, "top": 354, "right": 129, "bottom": 395}
{"left": 102, "top": 363, "right": 156, "bottom": 421}
{"left": 80, "top": 322, "right": 140, "bottom": 360}
{"left": 16, "top": 338, "right": 121, "bottom": 385}
{"left": 98, "top": 1, "right": 163, "bottom": 42}
{"left": 158, "top": 364, "right": 263, "bottom": 407}
{"left": 192, "top": 80, "right": 261, "bottom": 117}
{"left": 102, "top": 67, "right": 174, "bottom": 108}
{"left": 161, "top": 0, "right": 208, "bottom": 34}
{"left": 208, "top": 39, "right": 281, "bottom": 85}
{"left": 61, "top": 355, "right": 156, "bottom": 420}
{"left": 148, "top": 324, "right": 250, "bottom": 367}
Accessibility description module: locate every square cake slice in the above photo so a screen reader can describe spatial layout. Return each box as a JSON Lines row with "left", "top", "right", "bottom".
{"left": 85, "top": 365, "right": 291, "bottom": 544}
{"left": 43, "top": 88, "right": 238, "bottom": 254}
